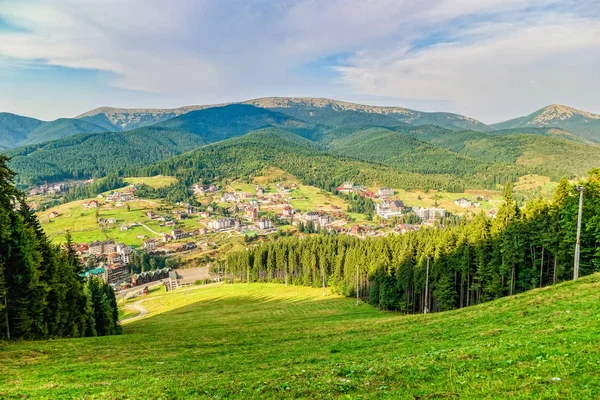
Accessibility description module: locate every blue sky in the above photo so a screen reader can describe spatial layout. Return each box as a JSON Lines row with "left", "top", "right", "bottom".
{"left": 0, "top": 0, "right": 599, "bottom": 122}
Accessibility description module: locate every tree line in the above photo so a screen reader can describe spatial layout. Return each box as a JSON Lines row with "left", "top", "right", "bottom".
{"left": 225, "top": 173, "right": 600, "bottom": 312}
{"left": 0, "top": 156, "right": 120, "bottom": 340}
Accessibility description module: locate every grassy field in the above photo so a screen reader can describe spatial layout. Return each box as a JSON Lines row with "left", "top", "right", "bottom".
{"left": 1, "top": 275, "right": 600, "bottom": 399}
{"left": 123, "top": 175, "right": 178, "bottom": 189}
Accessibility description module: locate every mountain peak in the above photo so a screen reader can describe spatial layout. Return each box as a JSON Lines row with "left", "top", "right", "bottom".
{"left": 533, "top": 104, "right": 600, "bottom": 124}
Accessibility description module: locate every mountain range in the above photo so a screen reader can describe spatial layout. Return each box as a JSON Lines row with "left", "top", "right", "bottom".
{"left": 2, "top": 98, "right": 600, "bottom": 189}
{"left": 3, "top": 98, "right": 600, "bottom": 149}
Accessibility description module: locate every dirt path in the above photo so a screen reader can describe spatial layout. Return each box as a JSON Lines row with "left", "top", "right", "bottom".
{"left": 121, "top": 300, "right": 149, "bottom": 324}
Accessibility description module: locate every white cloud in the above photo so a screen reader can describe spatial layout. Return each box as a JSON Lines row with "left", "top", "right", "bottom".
{"left": 0, "top": 0, "right": 599, "bottom": 121}
{"left": 337, "top": 14, "right": 600, "bottom": 122}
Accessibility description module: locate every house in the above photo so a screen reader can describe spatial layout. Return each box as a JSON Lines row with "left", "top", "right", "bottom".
{"left": 413, "top": 207, "right": 446, "bottom": 221}
{"left": 89, "top": 239, "right": 116, "bottom": 255}
{"left": 48, "top": 211, "right": 59, "bottom": 219}
{"left": 162, "top": 234, "right": 173, "bottom": 243}
{"left": 454, "top": 197, "right": 472, "bottom": 208}
{"left": 120, "top": 224, "right": 128, "bottom": 231}
{"left": 107, "top": 252, "right": 122, "bottom": 264}
{"left": 83, "top": 200, "right": 98, "bottom": 209}
{"left": 336, "top": 181, "right": 355, "bottom": 193}
{"left": 351, "top": 225, "right": 362, "bottom": 234}
{"left": 282, "top": 205, "right": 294, "bottom": 217}
{"left": 255, "top": 186, "right": 265, "bottom": 195}
{"left": 146, "top": 211, "right": 157, "bottom": 219}
{"left": 200, "top": 211, "right": 210, "bottom": 218}
{"left": 220, "top": 192, "right": 238, "bottom": 203}
{"left": 107, "top": 218, "right": 117, "bottom": 224}
{"left": 255, "top": 218, "right": 273, "bottom": 230}
{"left": 208, "top": 218, "right": 235, "bottom": 231}
{"left": 143, "top": 239, "right": 157, "bottom": 251}
{"left": 489, "top": 209, "right": 497, "bottom": 218}
{"left": 376, "top": 200, "right": 405, "bottom": 219}
{"left": 318, "top": 214, "right": 332, "bottom": 227}
{"left": 247, "top": 207, "right": 258, "bottom": 219}
{"left": 304, "top": 211, "right": 320, "bottom": 221}
{"left": 165, "top": 221, "right": 175, "bottom": 227}
{"left": 116, "top": 243, "right": 132, "bottom": 264}
{"left": 172, "top": 228, "right": 186, "bottom": 240}
{"left": 175, "top": 212, "right": 188, "bottom": 220}
{"left": 378, "top": 188, "right": 394, "bottom": 197}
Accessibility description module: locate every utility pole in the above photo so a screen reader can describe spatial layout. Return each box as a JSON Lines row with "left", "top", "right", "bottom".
{"left": 424, "top": 256, "right": 430, "bottom": 314}
{"left": 574, "top": 186, "right": 584, "bottom": 280}
{"left": 356, "top": 265, "right": 359, "bottom": 306}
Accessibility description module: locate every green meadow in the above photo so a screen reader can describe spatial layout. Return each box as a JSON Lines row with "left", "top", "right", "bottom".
{"left": 1, "top": 275, "right": 599, "bottom": 399}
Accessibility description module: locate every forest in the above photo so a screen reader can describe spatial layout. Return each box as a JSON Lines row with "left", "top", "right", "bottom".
{"left": 0, "top": 156, "right": 120, "bottom": 340}
{"left": 225, "top": 174, "right": 600, "bottom": 312}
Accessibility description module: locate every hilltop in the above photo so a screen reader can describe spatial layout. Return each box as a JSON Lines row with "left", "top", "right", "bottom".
{"left": 1, "top": 275, "right": 599, "bottom": 398}
{"left": 493, "top": 104, "right": 600, "bottom": 142}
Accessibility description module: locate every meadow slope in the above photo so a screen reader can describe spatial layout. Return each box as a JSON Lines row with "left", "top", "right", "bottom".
{"left": 1, "top": 276, "right": 599, "bottom": 399}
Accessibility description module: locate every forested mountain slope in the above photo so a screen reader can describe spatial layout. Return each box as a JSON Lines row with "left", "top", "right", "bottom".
{"left": 0, "top": 112, "right": 44, "bottom": 148}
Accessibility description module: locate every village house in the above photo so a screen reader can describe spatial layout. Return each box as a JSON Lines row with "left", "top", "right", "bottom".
{"left": 172, "top": 228, "right": 189, "bottom": 240}
{"left": 48, "top": 211, "right": 59, "bottom": 219}
{"left": 336, "top": 181, "right": 355, "bottom": 193}
{"left": 454, "top": 197, "right": 472, "bottom": 208}
{"left": 116, "top": 243, "right": 132, "bottom": 264}
{"left": 82, "top": 200, "right": 99, "bottom": 209}
{"left": 208, "top": 218, "right": 235, "bottom": 231}
{"left": 89, "top": 239, "right": 116, "bottom": 256}
{"left": 107, "top": 252, "right": 122, "bottom": 264}
{"left": 146, "top": 211, "right": 157, "bottom": 219}
{"left": 200, "top": 211, "right": 210, "bottom": 218}
{"left": 107, "top": 218, "right": 117, "bottom": 224}
{"left": 220, "top": 192, "right": 238, "bottom": 203}
{"left": 318, "top": 214, "right": 332, "bottom": 227}
{"left": 376, "top": 200, "right": 405, "bottom": 219}
{"left": 120, "top": 224, "right": 128, "bottom": 231}
{"left": 246, "top": 207, "right": 258, "bottom": 219}
{"left": 282, "top": 205, "right": 294, "bottom": 217}
{"left": 255, "top": 218, "right": 274, "bottom": 230}
{"left": 413, "top": 207, "right": 446, "bottom": 221}
{"left": 162, "top": 234, "right": 173, "bottom": 243}
{"left": 255, "top": 186, "right": 265, "bottom": 195}
{"left": 378, "top": 188, "right": 394, "bottom": 197}
{"left": 304, "top": 211, "right": 320, "bottom": 222}
{"left": 143, "top": 239, "right": 157, "bottom": 251}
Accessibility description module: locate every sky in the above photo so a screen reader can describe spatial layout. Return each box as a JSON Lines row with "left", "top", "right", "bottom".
{"left": 0, "top": 0, "right": 599, "bottom": 123}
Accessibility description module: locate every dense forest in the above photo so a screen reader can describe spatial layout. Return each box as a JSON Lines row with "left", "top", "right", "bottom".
{"left": 0, "top": 156, "right": 120, "bottom": 340}
{"left": 225, "top": 174, "right": 600, "bottom": 312}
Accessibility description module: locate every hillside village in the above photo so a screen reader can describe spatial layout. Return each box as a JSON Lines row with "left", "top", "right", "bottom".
{"left": 32, "top": 172, "right": 505, "bottom": 293}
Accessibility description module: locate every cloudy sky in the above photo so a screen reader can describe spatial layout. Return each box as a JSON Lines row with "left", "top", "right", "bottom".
{"left": 0, "top": 0, "right": 599, "bottom": 122}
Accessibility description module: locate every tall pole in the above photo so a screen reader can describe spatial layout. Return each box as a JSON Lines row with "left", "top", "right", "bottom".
{"left": 356, "top": 265, "right": 359, "bottom": 306}
{"left": 424, "top": 256, "right": 430, "bottom": 314}
{"left": 574, "top": 186, "right": 585, "bottom": 280}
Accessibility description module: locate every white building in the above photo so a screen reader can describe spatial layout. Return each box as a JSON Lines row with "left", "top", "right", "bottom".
{"left": 413, "top": 207, "right": 446, "bottom": 221}
{"left": 454, "top": 197, "right": 472, "bottom": 208}
{"left": 255, "top": 218, "right": 274, "bottom": 230}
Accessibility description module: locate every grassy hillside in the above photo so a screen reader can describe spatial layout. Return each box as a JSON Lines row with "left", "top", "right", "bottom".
{"left": 2, "top": 275, "right": 599, "bottom": 398}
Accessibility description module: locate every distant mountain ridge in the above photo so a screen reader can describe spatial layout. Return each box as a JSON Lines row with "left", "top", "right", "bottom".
{"left": 2, "top": 99, "right": 600, "bottom": 150}
{"left": 492, "top": 104, "right": 600, "bottom": 142}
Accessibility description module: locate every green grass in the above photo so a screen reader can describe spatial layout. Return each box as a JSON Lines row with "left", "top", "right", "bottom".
{"left": 123, "top": 175, "right": 178, "bottom": 189}
{"left": 2, "top": 275, "right": 600, "bottom": 399}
